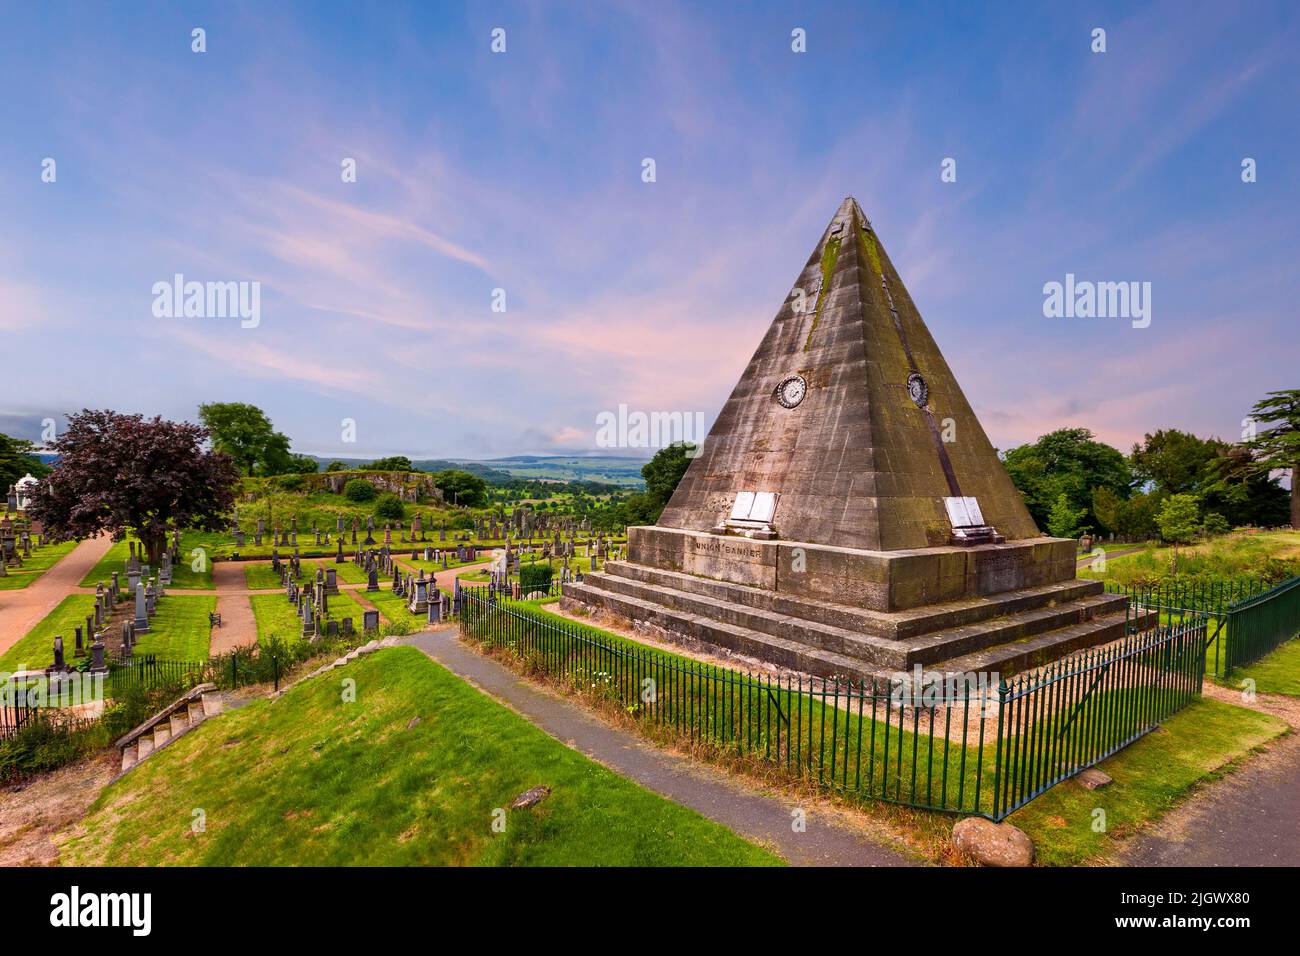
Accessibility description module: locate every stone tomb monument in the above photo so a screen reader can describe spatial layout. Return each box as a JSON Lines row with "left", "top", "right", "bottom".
{"left": 563, "top": 197, "right": 1131, "bottom": 679}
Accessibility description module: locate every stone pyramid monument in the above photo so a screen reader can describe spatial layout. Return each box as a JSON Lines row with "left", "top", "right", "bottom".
{"left": 564, "top": 198, "right": 1132, "bottom": 678}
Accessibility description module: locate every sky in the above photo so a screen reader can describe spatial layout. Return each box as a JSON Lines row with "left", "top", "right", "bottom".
{"left": 1, "top": 0, "right": 1297, "bottom": 462}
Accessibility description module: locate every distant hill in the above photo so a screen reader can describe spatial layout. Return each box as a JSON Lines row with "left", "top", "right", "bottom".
{"left": 300, "top": 454, "right": 649, "bottom": 487}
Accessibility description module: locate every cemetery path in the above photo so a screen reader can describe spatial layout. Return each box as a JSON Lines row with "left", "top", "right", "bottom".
{"left": 0, "top": 535, "right": 113, "bottom": 657}
{"left": 211, "top": 563, "right": 257, "bottom": 653}
{"left": 403, "top": 626, "right": 918, "bottom": 867}
{"left": 1113, "top": 727, "right": 1300, "bottom": 866}
{"left": 1113, "top": 686, "right": 1300, "bottom": 866}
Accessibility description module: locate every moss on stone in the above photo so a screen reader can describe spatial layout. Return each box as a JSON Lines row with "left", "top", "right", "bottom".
{"left": 802, "top": 236, "right": 841, "bottom": 352}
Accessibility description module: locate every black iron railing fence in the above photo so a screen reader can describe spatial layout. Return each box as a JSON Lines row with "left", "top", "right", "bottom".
{"left": 1221, "top": 576, "right": 1300, "bottom": 675}
{"left": 1106, "top": 574, "right": 1300, "bottom": 676}
{"left": 459, "top": 587, "right": 1210, "bottom": 820}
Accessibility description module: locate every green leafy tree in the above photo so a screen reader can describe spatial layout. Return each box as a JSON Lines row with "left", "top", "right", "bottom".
{"left": 1002, "top": 428, "right": 1132, "bottom": 531}
{"left": 344, "top": 478, "right": 377, "bottom": 503}
{"left": 374, "top": 493, "right": 405, "bottom": 520}
{"left": 324, "top": 460, "right": 349, "bottom": 472}
{"left": 1203, "top": 511, "right": 1231, "bottom": 537}
{"left": 1199, "top": 445, "right": 1290, "bottom": 527}
{"left": 284, "top": 454, "right": 320, "bottom": 474}
{"left": 642, "top": 442, "right": 697, "bottom": 510}
{"left": 1046, "top": 493, "right": 1087, "bottom": 539}
{"left": 0, "top": 432, "right": 50, "bottom": 489}
{"left": 1246, "top": 389, "right": 1300, "bottom": 529}
{"left": 1156, "top": 493, "right": 1200, "bottom": 573}
{"left": 365, "top": 456, "right": 416, "bottom": 472}
{"left": 430, "top": 470, "right": 488, "bottom": 508}
{"left": 1130, "top": 429, "right": 1226, "bottom": 495}
{"left": 198, "top": 403, "right": 292, "bottom": 477}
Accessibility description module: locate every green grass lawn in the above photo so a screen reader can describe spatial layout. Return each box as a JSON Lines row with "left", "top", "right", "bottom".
{"left": 1213, "top": 636, "right": 1300, "bottom": 697}
{"left": 0, "top": 594, "right": 98, "bottom": 672}
{"left": 1007, "top": 697, "right": 1287, "bottom": 866}
{"left": 60, "top": 647, "right": 782, "bottom": 866}
{"left": 364, "top": 587, "right": 411, "bottom": 623}
{"left": 0, "top": 539, "right": 80, "bottom": 589}
{"left": 131, "top": 595, "right": 215, "bottom": 661}
{"left": 1079, "top": 530, "right": 1300, "bottom": 588}
{"left": 79, "top": 538, "right": 214, "bottom": 589}
{"left": 251, "top": 590, "right": 376, "bottom": 644}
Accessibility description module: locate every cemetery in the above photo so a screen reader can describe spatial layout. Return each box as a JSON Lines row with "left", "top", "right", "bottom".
{"left": 0, "top": 196, "right": 1297, "bottom": 873}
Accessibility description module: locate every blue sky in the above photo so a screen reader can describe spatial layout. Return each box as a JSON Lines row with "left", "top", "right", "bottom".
{"left": 1, "top": 0, "right": 1296, "bottom": 461}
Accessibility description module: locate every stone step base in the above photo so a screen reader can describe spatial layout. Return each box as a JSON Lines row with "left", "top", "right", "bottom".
{"left": 601, "top": 560, "right": 1105, "bottom": 640}
{"left": 563, "top": 580, "right": 1139, "bottom": 681}
{"left": 584, "top": 567, "right": 1129, "bottom": 667}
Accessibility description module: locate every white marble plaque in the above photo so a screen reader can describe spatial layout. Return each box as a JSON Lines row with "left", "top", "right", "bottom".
{"left": 729, "top": 492, "right": 756, "bottom": 521}
{"left": 749, "top": 492, "right": 777, "bottom": 523}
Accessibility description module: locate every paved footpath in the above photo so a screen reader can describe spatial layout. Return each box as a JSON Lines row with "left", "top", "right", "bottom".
{"left": 1116, "top": 687, "right": 1300, "bottom": 866}
{"left": 0, "top": 536, "right": 113, "bottom": 657}
{"left": 403, "top": 626, "right": 915, "bottom": 867}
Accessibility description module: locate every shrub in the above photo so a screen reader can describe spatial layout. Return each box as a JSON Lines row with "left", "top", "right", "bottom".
{"left": 0, "top": 716, "right": 108, "bottom": 783}
{"left": 274, "top": 473, "right": 304, "bottom": 492}
{"left": 344, "top": 478, "right": 377, "bottom": 503}
{"left": 519, "top": 561, "right": 554, "bottom": 593}
{"left": 374, "top": 493, "right": 405, "bottom": 520}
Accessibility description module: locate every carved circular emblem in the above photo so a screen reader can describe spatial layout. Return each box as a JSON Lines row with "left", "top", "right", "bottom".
{"left": 774, "top": 375, "right": 807, "bottom": 409}
{"left": 906, "top": 372, "right": 929, "bottom": 408}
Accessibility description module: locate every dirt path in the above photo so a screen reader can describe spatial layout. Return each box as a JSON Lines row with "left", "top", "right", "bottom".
{"left": 0, "top": 752, "right": 118, "bottom": 866}
{"left": 0, "top": 535, "right": 114, "bottom": 657}
{"left": 403, "top": 626, "right": 916, "bottom": 867}
{"left": 210, "top": 563, "right": 257, "bottom": 653}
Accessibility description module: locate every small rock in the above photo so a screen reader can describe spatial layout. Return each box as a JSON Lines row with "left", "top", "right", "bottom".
{"left": 510, "top": 785, "right": 552, "bottom": 810}
{"left": 406, "top": 716, "right": 421, "bottom": 729}
{"left": 1074, "top": 768, "right": 1112, "bottom": 790}
{"left": 952, "top": 817, "right": 1034, "bottom": 867}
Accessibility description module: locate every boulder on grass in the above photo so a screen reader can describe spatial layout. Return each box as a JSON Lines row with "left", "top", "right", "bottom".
{"left": 1074, "top": 768, "right": 1112, "bottom": 790}
{"left": 510, "top": 786, "right": 551, "bottom": 810}
{"left": 952, "top": 817, "right": 1034, "bottom": 867}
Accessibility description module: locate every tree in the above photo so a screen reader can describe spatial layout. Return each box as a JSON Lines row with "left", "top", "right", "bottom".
{"left": 284, "top": 454, "right": 320, "bottom": 475}
{"left": 1203, "top": 512, "right": 1231, "bottom": 537}
{"left": 1246, "top": 389, "right": 1300, "bottom": 529}
{"left": 1046, "top": 493, "right": 1087, "bottom": 539}
{"left": 365, "top": 456, "right": 415, "bottom": 472}
{"left": 1156, "top": 493, "right": 1200, "bottom": 573}
{"left": 0, "top": 432, "right": 50, "bottom": 489}
{"left": 642, "top": 442, "right": 697, "bottom": 510}
{"left": 430, "top": 469, "right": 488, "bottom": 508}
{"left": 1199, "top": 445, "right": 1290, "bottom": 528}
{"left": 1002, "top": 428, "right": 1133, "bottom": 530}
{"left": 324, "top": 460, "right": 349, "bottom": 472}
{"left": 1130, "top": 429, "right": 1226, "bottom": 496}
{"left": 374, "top": 493, "right": 405, "bottom": 520}
{"left": 198, "top": 403, "right": 291, "bottom": 477}
{"left": 344, "top": 478, "right": 377, "bottom": 503}
{"left": 27, "top": 409, "right": 239, "bottom": 565}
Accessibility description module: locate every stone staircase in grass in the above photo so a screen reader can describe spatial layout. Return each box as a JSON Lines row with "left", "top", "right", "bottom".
{"left": 116, "top": 682, "right": 225, "bottom": 774}
{"left": 563, "top": 560, "right": 1152, "bottom": 680}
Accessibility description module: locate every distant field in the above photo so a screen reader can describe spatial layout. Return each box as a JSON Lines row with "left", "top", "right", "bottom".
{"left": 453, "top": 456, "right": 650, "bottom": 487}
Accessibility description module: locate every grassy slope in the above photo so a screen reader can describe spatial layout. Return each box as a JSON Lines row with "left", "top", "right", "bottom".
{"left": 1008, "top": 697, "right": 1287, "bottom": 866}
{"left": 61, "top": 647, "right": 780, "bottom": 866}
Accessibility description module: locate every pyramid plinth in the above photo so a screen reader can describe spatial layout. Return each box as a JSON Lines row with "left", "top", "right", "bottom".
{"left": 564, "top": 198, "right": 1130, "bottom": 678}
